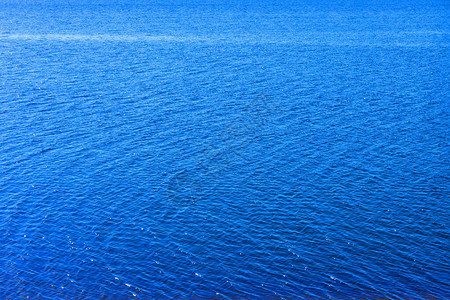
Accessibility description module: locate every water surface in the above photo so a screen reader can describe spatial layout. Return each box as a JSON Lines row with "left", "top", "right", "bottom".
{"left": 0, "top": 0, "right": 449, "bottom": 298}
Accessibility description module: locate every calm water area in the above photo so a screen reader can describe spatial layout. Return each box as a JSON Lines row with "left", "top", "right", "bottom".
{"left": 0, "top": 0, "right": 449, "bottom": 298}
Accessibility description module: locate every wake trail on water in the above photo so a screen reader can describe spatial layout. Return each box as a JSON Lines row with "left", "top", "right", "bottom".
{"left": 0, "top": 32, "right": 448, "bottom": 47}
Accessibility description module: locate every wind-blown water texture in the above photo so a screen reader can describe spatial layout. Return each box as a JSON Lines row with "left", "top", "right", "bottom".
{"left": 0, "top": 0, "right": 449, "bottom": 298}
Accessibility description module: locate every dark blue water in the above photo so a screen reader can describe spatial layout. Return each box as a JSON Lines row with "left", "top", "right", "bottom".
{"left": 1, "top": 0, "right": 449, "bottom": 298}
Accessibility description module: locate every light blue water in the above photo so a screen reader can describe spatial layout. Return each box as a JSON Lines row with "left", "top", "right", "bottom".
{"left": 1, "top": 0, "right": 449, "bottom": 298}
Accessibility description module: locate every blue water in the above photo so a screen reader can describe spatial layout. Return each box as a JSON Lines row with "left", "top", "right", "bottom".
{"left": 1, "top": 0, "right": 449, "bottom": 298}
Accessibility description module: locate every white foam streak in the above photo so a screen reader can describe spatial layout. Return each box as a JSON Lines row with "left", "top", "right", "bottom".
{"left": 0, "top": 31, "right": 447, "bottom": 47}
{"left": 0, "top": 33, "right": 197, "bottom": 42}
